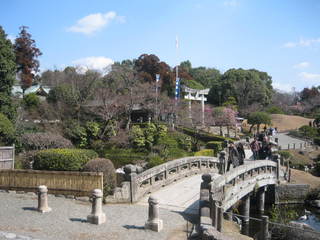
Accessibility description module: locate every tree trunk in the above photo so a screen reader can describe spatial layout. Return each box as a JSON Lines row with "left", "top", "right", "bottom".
{"left": 227, "top": 126, "right": 230, "bottom": 137}
{"left": 220, "top": 126, "right": 223, "bottom": 136}
{"left": 257, "top": 124, "right": 260, "bottom": 133}
{"left": 249, "top": 124, "right": 254, "bottom": 133}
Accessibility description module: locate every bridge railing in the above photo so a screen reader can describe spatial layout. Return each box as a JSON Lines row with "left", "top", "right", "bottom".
{"left": 106, "top": 156, "right": 220, "bottom": 203}
{"left": 199, "top": 158, "right": 281, "bottom": 239}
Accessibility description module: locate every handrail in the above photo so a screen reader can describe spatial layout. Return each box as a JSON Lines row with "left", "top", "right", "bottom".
{"left": 136, "top": 156, "right": 219, "bottom": 184}
{"left": 213, "top": 160, "right": 277, "bottom": 189}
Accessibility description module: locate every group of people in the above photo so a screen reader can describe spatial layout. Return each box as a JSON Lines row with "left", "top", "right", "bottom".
{"left": 226, "top": 141, "right": 246, "bottom": 171}
{"left": 250, "top": 130, "right": 276, "bottom": 160}
{"left": 225, "top": 128, "right": 277, "bottom": 171}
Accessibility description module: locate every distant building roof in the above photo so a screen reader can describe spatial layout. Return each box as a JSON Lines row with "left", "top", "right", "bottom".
{"left": 12, "top": 84, "right": 51, "bottom": 98}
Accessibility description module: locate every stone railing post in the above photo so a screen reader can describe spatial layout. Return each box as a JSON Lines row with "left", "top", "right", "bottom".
{"left": 259, "top": 215, "right": 270, "bottom": 240}
{"left": 200, "top": 174, "right": 212, "bottom": 219}
{"left": 124, "top": 164, "right": 138, "bottom": 203}
{"left": 218, "top": 151, "right": 226, "bottom": 174}
{"left": 217, "top": 201, "right": 223, "bottom": 232}
{"left": 87, "top": 189, "right": 106, "bottom": 225}
{"left": 37, "top": 185, "right": 51, "bottom": 213}
{"left": 145, "top": 196, "right": 163, "bottom": 232}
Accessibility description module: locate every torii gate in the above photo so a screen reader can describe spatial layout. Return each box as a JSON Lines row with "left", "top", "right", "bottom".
{"left": 182, "top": 86, "right": 210, "bottom": 126}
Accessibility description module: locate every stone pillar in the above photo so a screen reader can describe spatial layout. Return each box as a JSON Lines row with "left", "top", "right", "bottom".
{"left": 257, "top": 187, "right": 266, "bottom": 215}
{"left": 37, "top": 185, "right": 51, "bottom": 213}
{"left": 87, "top": 189, "right": 106, "bottom": 225}
{"left": 288, "top": 144, "right": 290, "bottom": 150}
{"left": 288, "top": 168, "right": 291, "bottom": 182}
{"left": 293, "top": 143, "right": 296, "bottom": 149}
{"left": 217, "top": 201, "right": 223, "bottom": 232}
{"left": 124, "top": 164, "right": 138, "bottom": 203}
{"left": 259, "top": 215, "right": 270, "bottom": 240}
{"left": 241, "top": 194, "right": 250, "bottom": 223}
{"left": 218, "top": 151, "right": 226, "bottom": 174}
{"left": 300, "top": 143, "right": 303, "bottom": 149}
{"left": 145, "top": 196, "right": 163, "bottom": 232}
{"left": 275, "top": 155, "right": 280, "bottom": 181}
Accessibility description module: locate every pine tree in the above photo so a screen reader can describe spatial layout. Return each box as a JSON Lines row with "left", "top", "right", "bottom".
{"left": 14, "top": 26, "right": 42, "bottom": 93}
{"left": 0, "top": 26, "right": 16, "bottom": 120}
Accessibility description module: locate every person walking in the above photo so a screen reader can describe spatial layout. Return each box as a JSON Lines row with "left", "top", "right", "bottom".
{"left": 237, "top": 142, "right": 246, "bottom": 165}
{"left": 250, "top": 138, "right": 260, "bottom": 160}
{"left": 227, "top": 141, "right": 240, "bottom": 171}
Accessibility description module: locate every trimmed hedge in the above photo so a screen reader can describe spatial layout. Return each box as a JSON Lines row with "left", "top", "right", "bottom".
{"left": 33, "top": 148, "right": 98, "bottom": 171}
{"left": 177, "top": 126, "right": 233, "bottom": 142}
{"left": 83, "top": 158, "right": 116, "bottom": 196}
{"left": 194, "top": 149, "right": 214, "bottom": 157}
{"left": 105, "top": 149, "right": 148, "bottom": 168}
{"left": 206, "top": 141, "right": 223, "bottom": 156}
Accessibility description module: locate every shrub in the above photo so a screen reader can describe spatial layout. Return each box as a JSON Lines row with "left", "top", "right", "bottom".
{"left": 147, "top": 155, "right": 165, "bottom": 168}
{"left": 23, "top": 93, "right": 40, "bottom": 108}
{"left": 83, "top": 158, "right": 116, "bottom": 196}
{"left": 64, "top": 122, "right": 88, "bottom": 148}
{"left": 206, "top": 141, "right": 223, "bottom": 156}
{"left": 194, "top": 149, "right": 214, "bottom": 157}
{"left": 33, "top": 148, "right": 98, "bottom": 171}
{"left": 20, "top": 132, "right": 73, "bottom": 151}
{"left": 129, "top": 123, "right": 167, "bottom": 149}
{"left": 298, "top": 125, "right": 318, "bottom": 139}
{"left": 0, "top": 113, "right": 15, "bottom": 145}
{"left": 167, "top": 148, "right": 190, "bottom": 159}
{"left": 277, "top": 150, "right": 292, "bottom": 160}
{"left": 266, "top": 106, "right": 284, "bottom": 114}
{"left": 105, "top": 148, "right": 148, "bottom": 168}
{"left": 176, "top": 126, "right": 233, "bottom": 142}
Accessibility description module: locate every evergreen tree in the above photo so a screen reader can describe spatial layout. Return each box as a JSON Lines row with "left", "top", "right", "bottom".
{"left": 14, "top": 26, "right": 42, "bottom": 93}
{"left": 0, "top": 26, "right": 16, "bottom": 120}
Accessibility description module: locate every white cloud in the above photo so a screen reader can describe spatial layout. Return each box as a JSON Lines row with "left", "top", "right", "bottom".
{"left": 283, "top": 37, "right": 320, "bottom": 48}
{"left": 223, "top": 0, "right": 239, "bottom": 7}
{"left": 293, "top": 62, "right": 310, "bottom": 69}
{"left": 72, "top": 56, "right": 114, "bottom": 75}
{"left": 272, "top": 82, "right": 293, "bottom": 92}
{"left": 299, "top": 72, "right": 320, "bottom": 83}
{"left": 7, "top": 34, "right": 15, "bottom": 43}
{"left": 67, "top": 11, "right": 124, "bottom": 35}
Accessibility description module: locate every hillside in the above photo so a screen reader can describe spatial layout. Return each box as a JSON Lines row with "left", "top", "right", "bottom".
{"left": 270, "top": 114, "right": 314, "bottom": 132}
{"left": 242, "top": 114, "right": 313, "bottom": 132}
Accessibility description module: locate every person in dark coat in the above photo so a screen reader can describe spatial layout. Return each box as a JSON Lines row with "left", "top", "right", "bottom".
{"left": 265, "top": 143, "right": 273, "bottom": 160}
{"left": 250, "top": 138, "right": 260, "bottom": 160}
{"left": 227, "top": 141, "right": 240, "bottom": 171}
{"left": 237, "top": 142, "right": 246, "bottom": 165}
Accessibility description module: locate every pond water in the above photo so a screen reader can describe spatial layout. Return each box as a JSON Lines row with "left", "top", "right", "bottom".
{"left": 245, "top": 204, "right": 320, "bottom": 239}
{"left": 296, "top": 206, "right": 320, "bottom": 232}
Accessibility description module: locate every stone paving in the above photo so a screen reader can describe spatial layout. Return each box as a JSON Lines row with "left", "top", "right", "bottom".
{"left": 0, "top": 191, "right": 189, "bottom": 240}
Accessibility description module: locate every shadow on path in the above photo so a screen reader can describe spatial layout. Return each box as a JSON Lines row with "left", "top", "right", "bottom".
{"left": 69, "top": 218, "right": 87, "bottom": 223}
{"left": 22, "top": 207, "right": 37, "bottom": 212}
{"left": 123, "top": 225, "right": 145, "bottom": 230}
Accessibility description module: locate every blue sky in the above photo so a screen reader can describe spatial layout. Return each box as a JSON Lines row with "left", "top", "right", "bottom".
{"left": 1, "top": 0, "right": 320, "bottom": 92}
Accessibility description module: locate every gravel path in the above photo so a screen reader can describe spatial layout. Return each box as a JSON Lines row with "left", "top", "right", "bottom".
{"left": 0, "top": 192, "right": 189, "bottom": 240}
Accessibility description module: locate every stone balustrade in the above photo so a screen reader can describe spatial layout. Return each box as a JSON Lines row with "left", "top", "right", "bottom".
{"left": 199, "top": 159, "right": 281, "bottom": 239}
{"left": 106, "top": 156, "right": 220, "bottom": 203}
